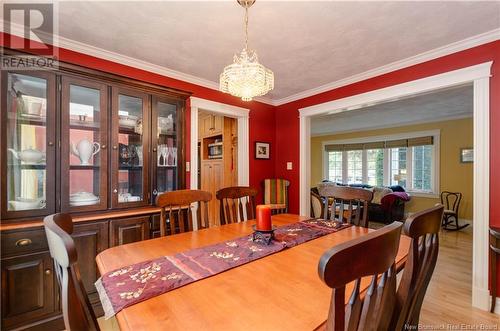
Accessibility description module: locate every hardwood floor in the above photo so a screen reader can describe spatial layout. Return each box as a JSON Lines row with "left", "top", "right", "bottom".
{"left": 419, "top": 226, "right": 499, "bottom": 327}
{"left": 99, "top": 224, "right": 499, "bottom": 330}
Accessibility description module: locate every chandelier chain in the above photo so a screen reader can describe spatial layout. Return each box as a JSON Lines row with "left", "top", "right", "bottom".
{"left": 244, "top": 6, "right": 249, "bottom": 50}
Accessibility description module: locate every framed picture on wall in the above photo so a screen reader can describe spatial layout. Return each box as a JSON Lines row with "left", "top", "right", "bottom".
{"left": 255, "top": 142, "right": 270, "bottom": 159}
{"left": 460, "top": 148, "right": 473, "bottom": 163}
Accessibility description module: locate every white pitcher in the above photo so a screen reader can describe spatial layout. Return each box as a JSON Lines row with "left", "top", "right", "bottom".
{"left": 71, "top": 139, "right": 100, "bottom": 165}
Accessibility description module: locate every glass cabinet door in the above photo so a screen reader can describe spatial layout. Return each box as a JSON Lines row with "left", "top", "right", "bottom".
{"left": 151, "top": 96, "right": 183, "bottom": 199}
{"left": 1, "top": 71, "right": 56, "bottom": 218}
{"left": 61, "top": 76, "right": 108, "bottom": 212}
{"left": 111, "top": 87, "right": 149, "bottom": 208}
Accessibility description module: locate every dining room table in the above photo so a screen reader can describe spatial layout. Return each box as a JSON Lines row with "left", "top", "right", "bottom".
{"left": 96, "top": 213, "right": 410, "bottom": 331}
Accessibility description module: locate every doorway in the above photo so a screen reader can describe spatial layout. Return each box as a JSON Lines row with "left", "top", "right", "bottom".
{"left": 189, "top": 97, "right": 250, "bottom": 226}
{"left": 299, "top": 62, "right": 492, "bottom": 311}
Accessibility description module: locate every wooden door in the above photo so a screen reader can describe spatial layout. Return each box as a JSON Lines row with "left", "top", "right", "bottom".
{"left": 60, "top": 75, "right": 109, "bottom": 213}
{"left": 72, "top": 221, "right": 108, "bottom": 313}
{"left": 151, "top": 95, "right": 185, "bottom": 201}
{"left": 1, "top": 252, "right": 57, "bottom": 329}
{"left": 110, "top": 87, "right": 150, "bottom": 208}
{"left": 201, "top": 115, "right": 213, "bottom": 137}
{"left": 213, "top": 115, "right": 223, "bottom": 135}
{"left": 1, "top": 71, "right": 57, "bottom": 220}
{"left": 109, "top": 216, "right": 150, "bottom": 247}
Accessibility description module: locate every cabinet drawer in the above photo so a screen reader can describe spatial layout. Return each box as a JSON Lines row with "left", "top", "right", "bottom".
{"left": 1, "top": 228, "right": 48, "bottom": 258}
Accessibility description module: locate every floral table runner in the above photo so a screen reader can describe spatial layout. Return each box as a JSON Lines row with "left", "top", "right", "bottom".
{"left": 95, "top": 219, "right": 350, "bottom": 318}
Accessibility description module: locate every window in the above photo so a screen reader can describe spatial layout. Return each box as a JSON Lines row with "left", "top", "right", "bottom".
{"left": 327, "top": 151, "right": 342, "bottom": 183}
{"left": 324, "top": 132, "right": 438, "bottom": 195}
{"left": 367, "top": 149, "right": 384, "bottom": 186}
{"left": 390, "top": 147, "right": 407, "bottom": 188}
{"left": 347, "top": 150, "right": 363, "bottom": 184}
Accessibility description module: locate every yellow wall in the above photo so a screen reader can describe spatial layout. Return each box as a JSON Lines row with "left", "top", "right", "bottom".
{"left": 311, "top": 118, "right": 473, "bottom": 219}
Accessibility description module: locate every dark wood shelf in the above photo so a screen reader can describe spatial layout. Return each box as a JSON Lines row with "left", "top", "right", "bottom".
{"left": 119, "top": 127, "right": 141, "bottom": 135}
{"left": 157, "top": 165, "right": 177, "bottom": 168}
{"left": 69, "top": 165, "right": 100, "bottom": 170}
{"left": 7, "top": 163, "right": 46, "bottom": 170}
{"left": 7, "top": 112, "right": 47, "bottom": 126}
{"left": 69, "top": 122, "right": 100, "bottom": 131}
{"left": 158, "top": 131, "right": 176, "bottom": 136}
{"left": 118, "top": 165, "right": 143, "bottom": 170}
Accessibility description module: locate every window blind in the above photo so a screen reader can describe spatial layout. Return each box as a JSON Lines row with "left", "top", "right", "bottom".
{"left": 325, "top": 136, "right": 434, "bottom": 151}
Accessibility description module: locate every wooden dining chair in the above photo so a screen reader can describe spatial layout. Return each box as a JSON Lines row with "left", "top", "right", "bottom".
{"left": 263, "top": 178, "right": 290, "bottom": 214}
{"left": 317, "top": 221, "right": 403, "bottom": 331}
{"left": 43, "top": 213, "right": 100, "bottom": 331}
{"left": 440, "top": 191, "right": 468, "bottom": 230}
{"left": 389, "top": 205, "right": 444, "bottom": 330}
{"left": 156, "top": 189, "right": 212, "bottom": 236}
{"left": 317, "top": 184, "right": 373, "bottom": 228}
{"left": 311, "top": 191, "right": 325, "bottom": 219}
{"left": 215, "top": 186, "right": 258, "bottom": 225}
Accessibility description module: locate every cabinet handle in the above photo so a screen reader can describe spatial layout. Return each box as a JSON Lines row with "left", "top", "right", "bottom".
{"left": 102, "top": 144, "right": 107, "bottom": 149}
{"left": 15, "top": 238, "right": 32, "bottom": 247}
{"left": 48, "top": 141, "right": 54, "bottom": 146}
{"left": 113, "top": 189, "right": 118, "bottom": 193}
{"left": 45, "top": 269, "right": 51, "bottom": 275}
{"left": 153, "top": 147, "right": 157, "bottom": 152}
{"left": 112, "top": 145, "right": 118, "bottom": 150}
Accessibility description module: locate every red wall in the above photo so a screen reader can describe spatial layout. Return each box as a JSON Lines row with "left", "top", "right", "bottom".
{"left": 274, "top": 40, "right": 500, "bottom": 292}
{"left": 1, "top": 33, "right": 276, "bottom": 203}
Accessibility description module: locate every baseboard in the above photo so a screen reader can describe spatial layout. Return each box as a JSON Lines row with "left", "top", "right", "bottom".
{"left": 472, "top": 286, "right": 492, "bottom": 312}
{"left": 495, "top": 297, "right": 500, "bottom": 315}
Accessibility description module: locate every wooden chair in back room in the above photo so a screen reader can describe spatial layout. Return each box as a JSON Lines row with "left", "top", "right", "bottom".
{"left": 43, "top": 213, "right": 100, "bottom": 331}
{"left": 263, "top": 178, "right": 290, "bottom": 214}
{"left": 440, "top": 191, "right": 468, "bottom": 230}
{"left": 216, "top": 186, "right": 258, "bottom": 225}
{"left": 156, "top": 189, "right": 212, "bottom": 236}
{"left": 316, "top": 221, "right": 403, "bottom": 331}
{"left": 317, "top": 183, "right": 373, "bottom": 228}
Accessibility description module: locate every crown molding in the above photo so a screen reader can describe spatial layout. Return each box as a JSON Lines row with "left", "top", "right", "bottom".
{"left": 274, "top": 28, "right": 500, "bottom": 106}
{"left": 0, "top": 20, "right": 275, "bottom": 105}
{"left": 2, "top": 19, "right": 498, "bottom": 107}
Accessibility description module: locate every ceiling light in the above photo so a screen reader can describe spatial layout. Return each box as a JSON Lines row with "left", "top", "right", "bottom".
{"left": 219, "top": 0, "right": 274, "bottom": 102}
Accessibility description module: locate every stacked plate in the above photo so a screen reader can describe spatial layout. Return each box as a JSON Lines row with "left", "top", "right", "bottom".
{"left": 70, "top": 191, "right": 100, "bottom": 206}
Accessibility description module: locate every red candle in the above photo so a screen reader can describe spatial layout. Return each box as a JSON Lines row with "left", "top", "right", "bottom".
{"left": 256, "top": 205, "right": 272, "bottom": 231}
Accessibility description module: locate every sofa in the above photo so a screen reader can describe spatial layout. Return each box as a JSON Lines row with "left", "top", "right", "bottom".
{"left": 311, "top": 182, "right": 410, "bottom": 224}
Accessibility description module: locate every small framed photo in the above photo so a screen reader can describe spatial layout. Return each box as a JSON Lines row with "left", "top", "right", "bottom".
{"left": 255, "top": 142, "right": 270, "bottom": 159}
{"left": 460, "top": 148, "right": 473, "bottom": 163}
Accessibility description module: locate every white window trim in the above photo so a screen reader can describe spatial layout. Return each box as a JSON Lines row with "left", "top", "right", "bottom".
{"left": 322, "top": 130, "right": 440, "bottom": 196}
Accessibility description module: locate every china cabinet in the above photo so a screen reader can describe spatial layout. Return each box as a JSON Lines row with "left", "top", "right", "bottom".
{"left": 1, "top": 71, "right": 57, "bottom": 220}
{"left": 0, "top": 50, "right": 189, "bottom": 330}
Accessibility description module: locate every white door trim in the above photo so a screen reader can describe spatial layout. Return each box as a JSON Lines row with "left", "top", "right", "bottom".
{"left": 298, "top": 61, "right": 493, "bottom": 312}
{"left": 189, "top": 97, "right": 250, "bottom": 190}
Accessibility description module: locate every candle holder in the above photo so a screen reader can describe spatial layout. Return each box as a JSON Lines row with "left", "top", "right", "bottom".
{"left": 252, "top": 225, "right": 276, "bottom": 245}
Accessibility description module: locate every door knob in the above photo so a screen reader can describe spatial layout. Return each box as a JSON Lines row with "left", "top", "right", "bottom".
{"left": 113, "top": 189, "right": 118, "bottom": 193}
{"left": 45, "top": 269, "right": 51, "bottom": 275}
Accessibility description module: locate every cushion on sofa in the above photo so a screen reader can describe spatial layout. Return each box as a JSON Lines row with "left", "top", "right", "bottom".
{"left": 371, "top": 186, "right": 393, "bottom": 204}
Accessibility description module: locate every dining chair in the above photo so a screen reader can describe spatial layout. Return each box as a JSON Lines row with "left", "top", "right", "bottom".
{"left": 389, "top": 205, "right": 444, "bottom": 330}
{"left": 440, "top": 191, "right": 468, "bottom": 230}
{"left": 43, "top": 213, "right": 100, "bottom": 331}
{"left": 317, "top": 221, "right": 403, "bottom": 331}
{"left": 317, "top": 183, "right": 373, "bottom": 228}
{"left": 311, "top": 191, "right": 325, "bottom": 219}
{"left": 263, "top": 178, "right": 290, "bottom": 214}
{"left": 156, "top": 189, "right": 212, "bottom": 236}
{"left": 215, "top": 186, "right": 258, "bottom": 225}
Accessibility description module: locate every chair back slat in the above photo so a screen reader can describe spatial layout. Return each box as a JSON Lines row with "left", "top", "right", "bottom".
{"left": 390, "top": 205, "right": 444, "bottom": 330}
{"left": 44, "top": 213, "right": 100, "bottom": 331}
{"left": 216, "top": 186, "right": 258, "bottom": 225}
{"left": 318, "top": 184, "right": 373, "bottom": 228}
{"left": 318, "top": 222, "right": 402, "bottom": 331}
{"left": 263, "top": 178, "right": 290, "bottom": 214}
{"left": 156, "top": 190, "right": 212, "bottom": 236}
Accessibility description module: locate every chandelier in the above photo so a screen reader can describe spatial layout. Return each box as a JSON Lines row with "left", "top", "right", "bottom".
{"left": 219, "top": 0, "right": 274, "bottom": 102}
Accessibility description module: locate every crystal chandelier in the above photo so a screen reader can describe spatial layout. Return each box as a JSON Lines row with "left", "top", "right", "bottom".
{"left": 219, "top": 0, "right": 274, "bottom": 102}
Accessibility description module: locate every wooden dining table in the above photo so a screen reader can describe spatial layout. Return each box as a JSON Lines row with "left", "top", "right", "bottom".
{"left": 96, "top": 214, "right": 410, "bottom": 331}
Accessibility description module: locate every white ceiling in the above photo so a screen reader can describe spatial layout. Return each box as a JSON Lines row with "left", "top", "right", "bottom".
{"left": 310, "top": 84, "right": 473, "bottom": 136}
{"left": 54, "top": 1, "right": 499, "bottom": 102}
